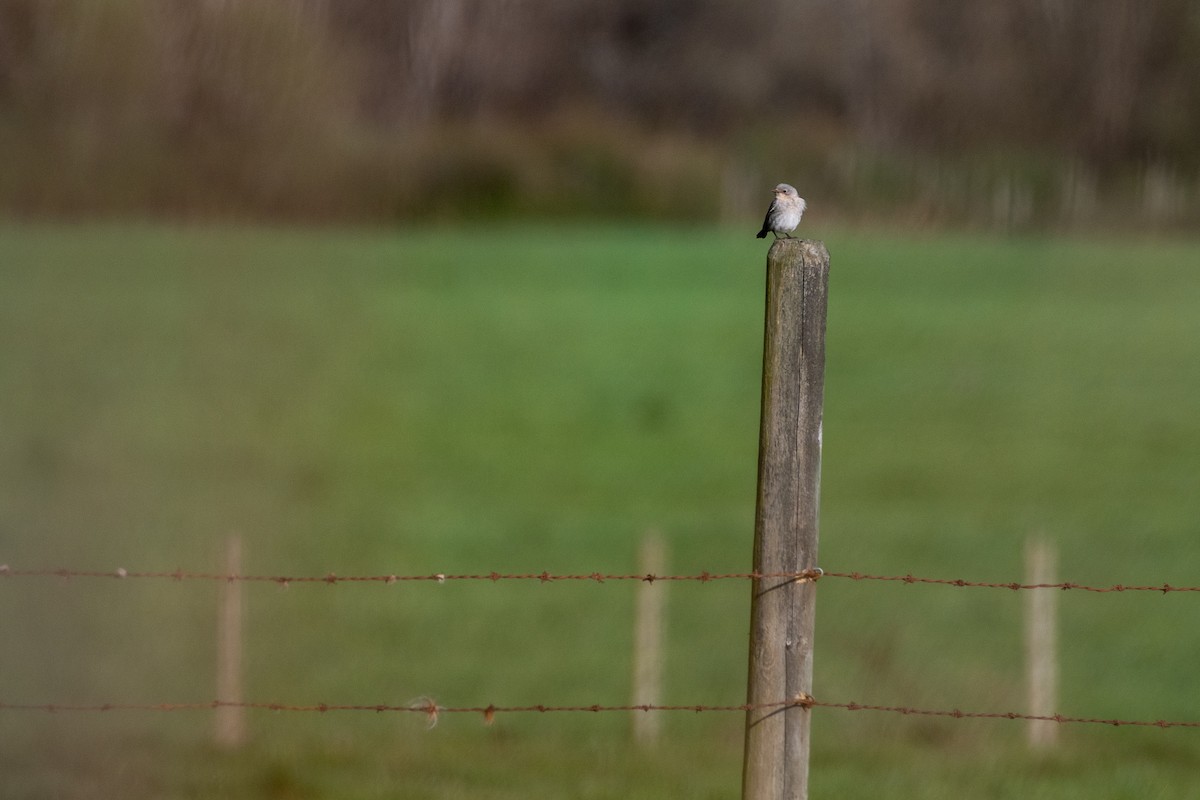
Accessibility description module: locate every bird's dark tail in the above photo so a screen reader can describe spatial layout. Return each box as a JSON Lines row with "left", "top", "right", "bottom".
{"left": 755, "top": 228, "right": 768, "bottom": 239}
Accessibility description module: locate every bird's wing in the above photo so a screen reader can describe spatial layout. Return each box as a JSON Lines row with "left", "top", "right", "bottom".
{"left": 756, "top": 199, "right": 778, "bottom": 236}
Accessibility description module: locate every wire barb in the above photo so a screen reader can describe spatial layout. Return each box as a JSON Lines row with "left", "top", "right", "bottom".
{"left": 791, "top": 692, "right": 815, "bottom": 709}
{"left": 793, "top": 567, "right": 823, "bottom": 584}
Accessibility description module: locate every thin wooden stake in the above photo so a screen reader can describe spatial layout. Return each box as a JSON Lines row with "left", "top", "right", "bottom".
{"left": 743, "top": 239, "right": 829, "bottom": 800}
{"left": 632, "top": 531, "right": 668, "bottom": 747}
{"left": 215, "top": 534, "right": 246, "bottom": 749}
{"left": 1025, "top": 536, "right": 1059, "bottom": 751}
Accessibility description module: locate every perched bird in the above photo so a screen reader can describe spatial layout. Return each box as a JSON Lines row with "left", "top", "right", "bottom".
{"left": 755, "top": 183, "right": 806, "bottom": 240}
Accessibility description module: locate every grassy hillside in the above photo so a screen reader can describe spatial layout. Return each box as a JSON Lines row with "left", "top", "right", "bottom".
{"left": 2, "top": 223, "right": 1199, "bottom": 798}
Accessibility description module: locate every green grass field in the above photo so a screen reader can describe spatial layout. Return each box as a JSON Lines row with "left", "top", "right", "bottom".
{"left": 2, "top": 223, "right": 1200, "bottom": 798}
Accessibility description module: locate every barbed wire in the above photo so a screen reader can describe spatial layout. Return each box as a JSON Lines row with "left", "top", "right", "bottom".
{"left": 7, "top": 566, "right": 1196, "bottom": 738}
{"left": 2, "top": 696, "right": 1197, "bottom": 730}
{"left": 0, "top": 565, "right": 817, "bottom": 585}
{"left": 3, "top": 563, "right": 1199, "bottom": 593}
{"left": 824, "top": 571, "right": 1200, "bottom": 594}
{"left": 812, "top": 700, "right": 1200, "bottom": 729}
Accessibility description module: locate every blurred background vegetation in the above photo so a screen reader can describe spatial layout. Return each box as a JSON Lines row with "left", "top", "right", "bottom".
{"left": 5, "top": 225, "right": 1200, "bottom": 799}
{"left": 1, "top": 0, "right": 1198, "bottom": 229}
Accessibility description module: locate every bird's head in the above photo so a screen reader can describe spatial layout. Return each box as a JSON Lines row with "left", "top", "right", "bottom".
{"left": 773, "top": 183, "right": 798, "bottom": 198}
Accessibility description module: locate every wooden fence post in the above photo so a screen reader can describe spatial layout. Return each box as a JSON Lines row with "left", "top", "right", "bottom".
{"left": 632, "top": 530, "right": 667, "bottom": 747}
{"left": 743, "top": 239, "right": 830, "bottom": 800}
{"left": 215, "top": 534, "right": 246, "bottom": 749}
{"left": 1025, "top": 536, "right": 1059, "bottom": 751}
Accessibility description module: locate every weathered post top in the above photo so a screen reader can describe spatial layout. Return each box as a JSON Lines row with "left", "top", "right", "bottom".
{"left": 743, "top": 237, "right": 829, "bottom": 800}
{"left": 769, "top": 238, "right": 829, "bottom": 273}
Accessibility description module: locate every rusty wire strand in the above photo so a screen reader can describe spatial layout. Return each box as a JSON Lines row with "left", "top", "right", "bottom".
{"left": 1, "top": 697, "right": 1197, "bottom": 729}
{"left": 823, "top": 571, "right": 1200, "bottom": 593}
{"left": 1, "top": 564, "right": 1198, "bottom": 593}
{"left": 0, "top": 567, "right": 818, "bottom": 585}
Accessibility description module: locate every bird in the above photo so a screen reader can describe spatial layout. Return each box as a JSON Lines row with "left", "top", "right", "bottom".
{"left": 756, "top": 183, "right": 806, "bottom": 240}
